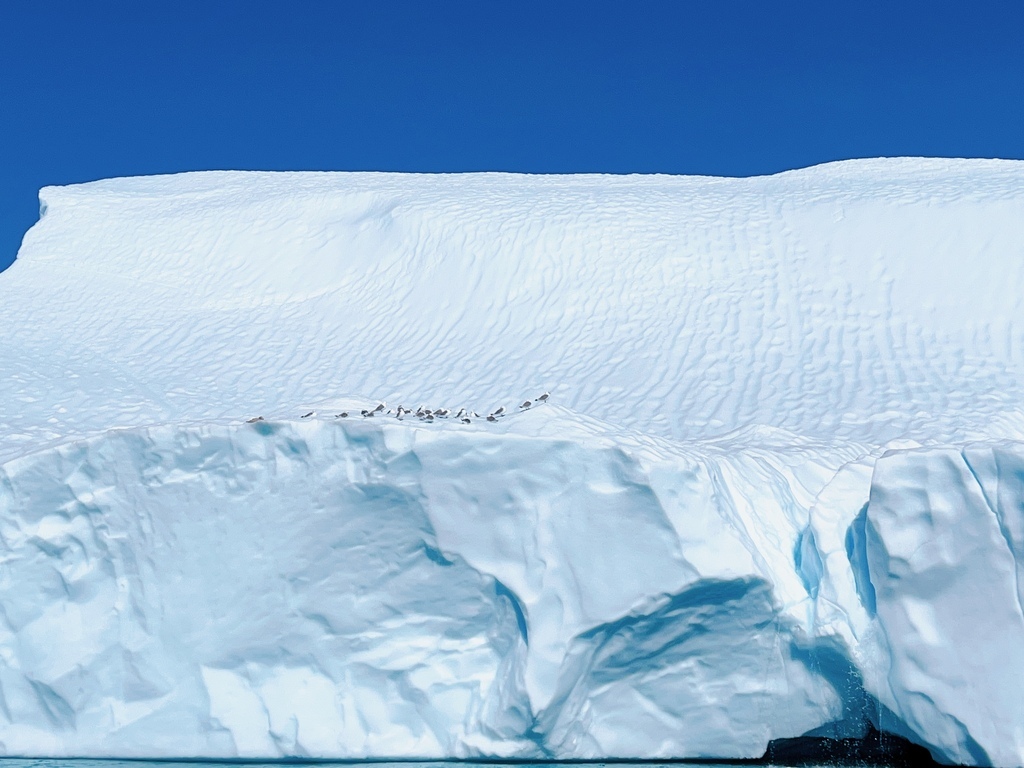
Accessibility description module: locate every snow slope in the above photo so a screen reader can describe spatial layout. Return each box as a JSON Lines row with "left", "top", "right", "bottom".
{"left": 0, "top": 159, "right": 1023, "bottom": 763}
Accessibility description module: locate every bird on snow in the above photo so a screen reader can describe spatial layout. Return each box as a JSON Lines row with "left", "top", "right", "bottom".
{"left": 520, "top": 400, "right": 532, "bottom": 409}
{"left": 455, "top": 408, "right": 466, "bottom": 418}
{"left": 492, "top": 406, "right": 506, "bottom": 417}
{"left": 360, "top": 409, "right": 370, "bottom": 417}
{"left": 537, "top": 392, "right": 549, "bottom": 402}
{"left": 436, "top": 408, "right": 450, "bottom": 417}
{"left": 301, "top": 411, "right": 315, "bottom": 418}
{"left": 486, "top": 415, "right": 497, "bottom": 422}
{"left": 246, "top": 416, "right": 264, "bottom": 423}
{"left": 374, "top": 402, "right": 386, "bottom": 413}
{"left": 336, "top": 412, "right": 349, "bottom": 418}
{"left": 461, "top": 417, "right": 472, "bottom": 424}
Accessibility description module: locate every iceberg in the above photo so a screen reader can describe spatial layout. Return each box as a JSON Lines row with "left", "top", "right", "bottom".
{"left": 0, "top": 159, "right": 1022, "bottom": 763}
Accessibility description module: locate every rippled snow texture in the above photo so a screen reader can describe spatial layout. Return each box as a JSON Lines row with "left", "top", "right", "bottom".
{"left": 0, "top": 159, "right": 1023, "bottom": 764}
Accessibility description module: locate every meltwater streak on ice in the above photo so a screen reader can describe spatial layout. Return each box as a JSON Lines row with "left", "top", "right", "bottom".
{"left": 0, "top": 160, "right": 1023, "bottom": 765}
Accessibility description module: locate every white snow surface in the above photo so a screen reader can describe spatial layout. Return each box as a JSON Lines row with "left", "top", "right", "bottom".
{"left": 0, "top": 158, "right": 1023, "bottom": 763}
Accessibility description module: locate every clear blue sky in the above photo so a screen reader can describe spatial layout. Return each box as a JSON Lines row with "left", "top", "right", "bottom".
{"left": 2, "top": 1, "right": 1023, "bottom": 271}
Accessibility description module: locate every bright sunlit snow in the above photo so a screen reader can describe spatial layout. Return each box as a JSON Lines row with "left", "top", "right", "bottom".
{"left": 0, "top": 159, "right": 1022, "bottom": 765}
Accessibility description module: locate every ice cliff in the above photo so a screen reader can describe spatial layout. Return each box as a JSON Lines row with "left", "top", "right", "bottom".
{"left": 0, "top": 159, "right": 1023, "bottom": 764}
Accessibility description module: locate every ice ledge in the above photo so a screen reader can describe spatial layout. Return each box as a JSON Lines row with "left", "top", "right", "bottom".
{"left": 1, "top": 416, "right": 1021, "bottom": 764}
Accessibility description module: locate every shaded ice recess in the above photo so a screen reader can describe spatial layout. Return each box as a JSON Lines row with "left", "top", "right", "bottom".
{"left": 0, "top": 159, "right": 1023, "bottom": 763}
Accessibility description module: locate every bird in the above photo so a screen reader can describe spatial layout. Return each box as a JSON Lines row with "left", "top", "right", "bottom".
{"left": 360, "top": 409, "right": 370, "bottom": 417}
{"left": 520, "top": 400, "right": 532, "bottom": 409}
{"left": 436, "top": 408, "right": 450, "bottom": 417}
{"left": 301, "top": 411, "right": 314, "bottom": 418}
{"left": 537, "top": 392, "right": 549, "bottom": 402}
{"left": 461, "top": 417, "right": 471, "bottom": 424}
{"left": 486, "top": 415, "right": 497, "bottom": 422}
{"left": 246, "top": 416, "right": 264, "bottom": 423}
{"left": 336, "top": 412, "right": 349, "bottom": 418}
{"left": 492, "top": 406, "right": 505, "bottom": 417}
{"left": 455, "top": 408, "right": 466, "bottom": 418}
{"left": 374, "top": 402, "right": 386, "bottom": 413}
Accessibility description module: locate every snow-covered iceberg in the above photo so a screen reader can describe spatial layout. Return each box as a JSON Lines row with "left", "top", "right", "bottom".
{"left": 0, "top": 159, "right": 1022, "bottom": 764}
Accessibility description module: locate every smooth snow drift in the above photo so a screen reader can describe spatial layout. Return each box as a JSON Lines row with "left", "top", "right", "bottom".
{"left": 0, "top": 159, "right": 1022, "bottom": 764}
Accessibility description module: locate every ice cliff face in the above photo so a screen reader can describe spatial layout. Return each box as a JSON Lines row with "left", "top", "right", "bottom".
{"left": 0, "top": 159, "right": 1023, "bottom": 763}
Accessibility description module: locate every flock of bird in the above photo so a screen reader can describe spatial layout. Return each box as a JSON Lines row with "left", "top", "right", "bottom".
{"left": 246, "top": 393, "right": 549, "bottom": 425}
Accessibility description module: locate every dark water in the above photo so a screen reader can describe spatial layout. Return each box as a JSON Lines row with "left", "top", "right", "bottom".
{"left": 0, "top": 762, "right": 819, "bottom": 768}
{"left": 0, "top": 763, "right": 755, "bottom": 768}
{"left": 0, "top": 731, "right": 945, "bottom": 768}
{"left": 0, "top": 761, "right": 877, "bottom": 768}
